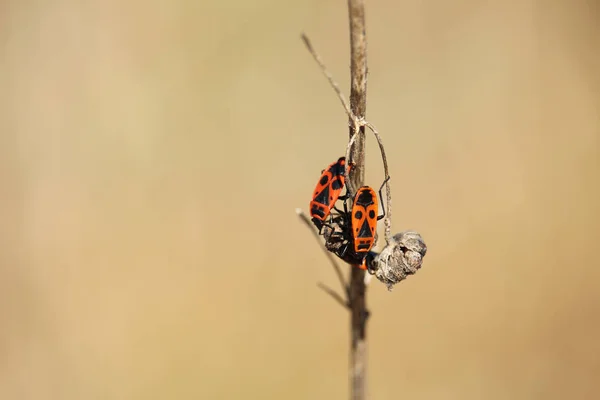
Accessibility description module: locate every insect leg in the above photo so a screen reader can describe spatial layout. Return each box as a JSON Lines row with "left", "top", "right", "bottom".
{"left": 377, "top": 176, "right": 391, "bottom": 220}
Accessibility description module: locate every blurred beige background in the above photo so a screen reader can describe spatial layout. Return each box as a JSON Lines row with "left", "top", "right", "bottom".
{"left": 1, "top": 0, "right": 599, "bottom": 399}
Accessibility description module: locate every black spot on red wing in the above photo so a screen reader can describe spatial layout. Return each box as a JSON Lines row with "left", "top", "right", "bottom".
{"left": 368, "top": 210, "right": 375, "bottom": 219}
{"left": 354, "top": 210, "right": 363, "bottom": 219}
{"left": 313, "top": 185, "right": 331, "bottom": 206}
{"left": 357, "top": 242, "right": 372, "bottom": 251}
{"left": 320, "top": 175, "right": 329, "bottom": 185}
{"left": 311, "top": 204, "right": 326, "bottom": 219}
{"left": 357, "top": 219, "right": 373, "bottom": 238}
{"left": 331, "top": 177, "right": 343, "bottom": 190}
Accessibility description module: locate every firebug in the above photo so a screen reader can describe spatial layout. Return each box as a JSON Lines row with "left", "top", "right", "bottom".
{"left": 322, "top": 177, "right": 389, "bottom": 273}
{"left": 350, "top": 185, "right": 384, "bottom": 255}
{"left": 309, "top": 157, "right": 352, "bottom": 231}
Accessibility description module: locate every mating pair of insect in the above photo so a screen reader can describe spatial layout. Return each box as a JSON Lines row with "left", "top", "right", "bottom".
{"left": 309, "top": 156, "right": 389, "bottom": 274}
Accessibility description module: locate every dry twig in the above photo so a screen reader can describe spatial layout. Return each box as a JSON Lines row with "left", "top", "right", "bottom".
{"left": 346, "top": 2, "right": 369, "bottom": 398}
{"left": 301, "top": 34, "right": 353, "bottom": 122}
{"left": 296, "top": 208, "right": 348, "bottom": 299}
{"left": 317, "top": 282, "right": 350, "bottom": 309}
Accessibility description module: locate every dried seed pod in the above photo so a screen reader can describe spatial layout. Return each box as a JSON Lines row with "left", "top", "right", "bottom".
{"left": 371, "top": 231, "right": 427, "bottom": 290}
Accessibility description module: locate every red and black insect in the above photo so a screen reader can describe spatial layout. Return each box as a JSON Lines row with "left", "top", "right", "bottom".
{"left": 323, "top": 177, "right": 389, "bottom": 273}
{"left": 309, "top": 157, "right": 352, "bottom": 231}
{"left": 350, "top": 185, "right": 383, "bottom": 255}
